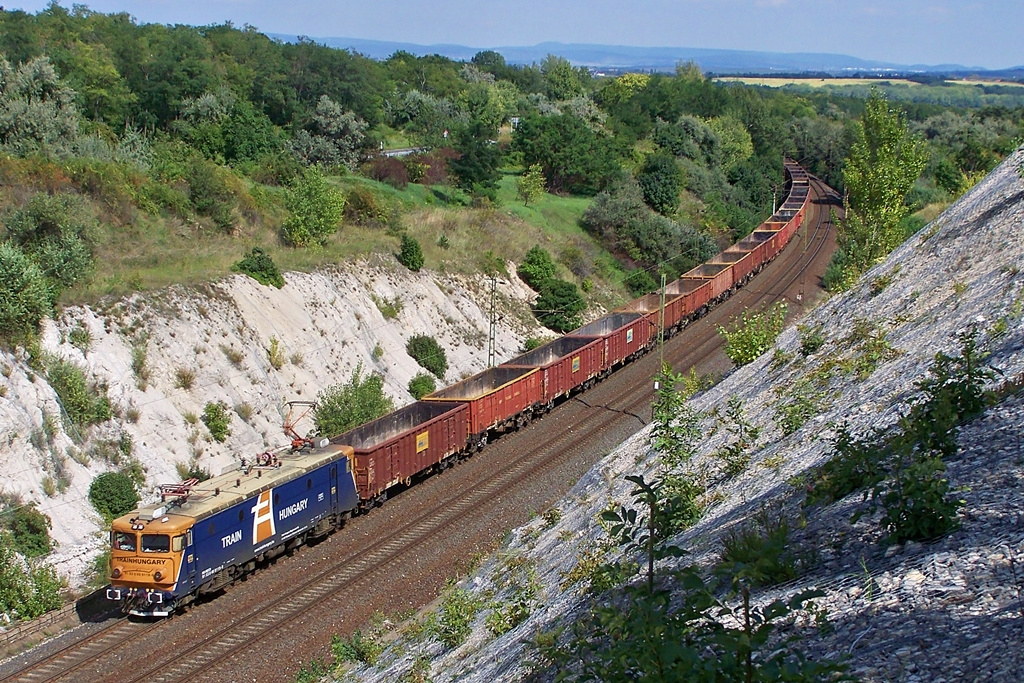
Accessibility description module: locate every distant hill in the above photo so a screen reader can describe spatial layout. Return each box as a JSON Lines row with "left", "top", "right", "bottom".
{"left": 268, "top": 34, "right": 993, "bottom": 75}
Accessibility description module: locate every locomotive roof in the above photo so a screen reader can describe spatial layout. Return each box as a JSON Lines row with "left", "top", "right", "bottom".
{"left": 119, "top": 443, "right": 354, "bottom": 525}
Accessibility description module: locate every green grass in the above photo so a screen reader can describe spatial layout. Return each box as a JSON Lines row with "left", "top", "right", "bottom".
{"left": 497, "top": 171, "right": 591, "bottom": 235}
{"left": 58, "top": 166, "right": 632, "bottom": 313}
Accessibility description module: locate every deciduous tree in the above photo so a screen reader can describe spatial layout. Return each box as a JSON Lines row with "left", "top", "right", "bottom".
{"left": 0, "top": 54, "right": 80, "bottom": 156}
{"left": 283, "top": 167, "right": 345, "bottom": 248}
{"left": 517, "top": 164, "right": 546, "bottom": 206}
{"left": 828, "top": 92, "right": 927, "bottom": 290}
{"left": 314, "top": 364, "right": 394, "bottom": 437}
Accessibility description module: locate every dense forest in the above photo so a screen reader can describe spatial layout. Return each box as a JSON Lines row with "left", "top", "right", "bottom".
{"left": 0, "top": 3, "right": 1021, "bottom": 343}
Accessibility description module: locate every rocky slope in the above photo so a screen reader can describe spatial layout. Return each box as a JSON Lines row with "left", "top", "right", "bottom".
{"left": 337, "top": 152, "right": 1024, "bottom": 681}
{"left": 0, "top": 255, "right": 549, "bottom": 586}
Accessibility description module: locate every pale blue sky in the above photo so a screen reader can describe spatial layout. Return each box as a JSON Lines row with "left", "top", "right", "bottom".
{"left": 9, "top": 1, "right": 1024, "bottom": 69}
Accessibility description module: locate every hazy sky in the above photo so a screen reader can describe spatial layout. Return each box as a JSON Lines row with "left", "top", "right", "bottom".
{"left": 9, "top": 1, "right": 1024, "bottom": 69}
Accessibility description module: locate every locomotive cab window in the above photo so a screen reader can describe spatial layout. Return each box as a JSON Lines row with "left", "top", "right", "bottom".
{"left": 172, "top": 535, "right": 186, "bottom": 553}
{"left": 113, "top": 532, "right": 136, "bottom": 552}
{"left": 141, "top": 534, "right": 170, "bottom": 553}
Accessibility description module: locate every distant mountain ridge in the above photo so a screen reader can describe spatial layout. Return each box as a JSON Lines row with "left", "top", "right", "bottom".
{"left": 268, "top": 34, "right": 1006, "bottom": 75}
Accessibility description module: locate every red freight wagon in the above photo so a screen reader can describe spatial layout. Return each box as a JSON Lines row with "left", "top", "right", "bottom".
{"left": 331, "top": 400, "right": 469, "bottom": 502}
{"left": 773, "top": 208, "right": 801, "bottom": 245}
{"left": 569, "top": 312, "right": 651, "bottom": 370}
{"left": 734, "top": 231, "right": 773, "bottom": 275}
{"left": 681, "top": 262, "right": 734, "bottom": 303}
{"left": 758, "top": 223, "right": 786, "bottom": 261}
{"left": 620, "top": 292, "right": 681, "bottom": 338}
{"left": 674, "top": 277, "right": 713, "bottom": 323}
{"left": 502, "top": 335, "right": 604, "bottom": 404}
{"left": 423, "top": 366, "right": 541, "bottom": 442}
{"left": 711, "top": 245, "right": 758, "bottom": 287}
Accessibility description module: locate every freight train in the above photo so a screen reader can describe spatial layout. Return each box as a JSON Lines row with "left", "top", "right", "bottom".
{"left": 105, "top": 160, "right": 810, "bottom": 616}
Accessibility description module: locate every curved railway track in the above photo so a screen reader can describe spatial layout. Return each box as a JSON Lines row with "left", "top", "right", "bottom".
{"left": 1, "top": 173, "right": 840, "bottom": 683}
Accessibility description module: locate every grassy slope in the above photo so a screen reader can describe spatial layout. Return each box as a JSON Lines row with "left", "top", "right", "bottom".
{"left": 57, "top": 165, "right": 632, "bottom": 311}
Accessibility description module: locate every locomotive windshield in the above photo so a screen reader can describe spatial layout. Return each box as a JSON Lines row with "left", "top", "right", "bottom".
{"left": 141, "top": 534, "right": 170, "bottom": 553}
{"left": 113, "top": 532, "right": 136, "bottom": 551}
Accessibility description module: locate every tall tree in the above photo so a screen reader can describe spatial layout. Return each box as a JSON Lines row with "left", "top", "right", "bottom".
{"left": 512, "top": 114, "right": 619, "bottom": 195}
{"left": 449, "top": 120, "right": 501, "bottom": 199}
{"left": 0, "top": 55, "right": 80, "bottom": 156}
{"left": 637, "top": 153, "right": 684, "bottom": 215}
{"left": 540, "top": 54, "right": 589, "bottom": 101}
{"left": 830, "top": 91, "right": 927, "bottom": 290}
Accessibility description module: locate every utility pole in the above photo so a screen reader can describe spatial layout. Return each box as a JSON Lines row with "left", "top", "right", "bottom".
{"left": 658, "top": 273, "right": 666, "bottom": 371}
{"left": 487, "top": 274, "right": 497, "bottom": 368}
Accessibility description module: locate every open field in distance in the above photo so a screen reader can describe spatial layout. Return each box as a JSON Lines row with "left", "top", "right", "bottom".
{"left": 714, "top": 77, "right": 921, "bottom": 87}
{"left": 715, "top": 77, "right": 1024, "bottom": 89}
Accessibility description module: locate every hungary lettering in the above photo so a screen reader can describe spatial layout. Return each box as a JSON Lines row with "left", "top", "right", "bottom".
{"left": 278, "top": 498, "right": 308, "bottom": 521}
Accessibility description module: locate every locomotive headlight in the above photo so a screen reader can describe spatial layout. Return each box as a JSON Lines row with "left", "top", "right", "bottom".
{"left": 154, "top": 570, "right": 163, "bottom": 581}
{"left": 111, "top": 566, "right": 122, "bottom": 579}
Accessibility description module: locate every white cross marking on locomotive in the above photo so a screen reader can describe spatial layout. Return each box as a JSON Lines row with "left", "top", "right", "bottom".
{"left": 251, "top": 489, "right": 276, "bottom": 544}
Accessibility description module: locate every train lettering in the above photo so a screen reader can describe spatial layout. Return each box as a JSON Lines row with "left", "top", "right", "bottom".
{"left": 120, "top": 557, "right": 165, "bottom": 565}
{"left": 251, "top": 490, "right": 276, "bottom": 544}
{"left": 201, "top": 563, "right": 225, "bottom": 580}
{"left": 221, "top": 530, "right": 242, "bottom": 548}
{"left": 278, "top": 498, "right": 308, "bottom": 521}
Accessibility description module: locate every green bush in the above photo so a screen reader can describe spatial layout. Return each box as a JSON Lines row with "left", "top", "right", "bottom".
{"left": 201, "top": 400, "right": 231, "bottom": 443}
{"left": 397, "top": 233, "right": 424, "bottom": 271}
{"left": 47, "top": 357, "right": 111, "bottom": 426}
{"left": 406, "top": 334, "right": 448, "bottom": 379}
{"left": 343, "top": 185, "right": 397, "bottom": 229}
{"left": 185, "top": 157, "right": 236, "bottom": 231}
{"left": 798, "top": 324, "right": 826, "bottom": 356}
{"left": 0, "top": 532, "right": 63, "bottom": 621}
{"left": 717, "top": 302, "right": 788, "bottom": 366}
{"left": 637, "top": 152, "right": 684, "bottom": 215}
{"left": 624, "top": 268, "right": 657, "bottom": 297}
{"left": 314, "top": 364, "right": 395, "bottom": 437}
{"left": 521, "top": 337, "right": 544, "bottom": 352}
{"left": 232, "top": 247, "right": 285, "bottom": 288}
{"left": 283, "top": 167, "right": 345, "bottom": 248}
{"left": 716, "top": 510, "right": 799, "bottom": 588}
{"left": 805, "top": 425, "right": 886, "bottom": 507}
{"left": 431, "top": 586, "right": 483, "bottom": 648}
{"left": 517, "top": 245, "right": 557, "bottom": 291}
{"left": 5, "top": 504, "right": 52, "bottom": 558}
{"left": 651, "top": 366, "right": 702, "bottom": 469}
{"left": 533, "top": 278, "right": 586, "bottom": 333}
{"left": 331, "top": 630, "right": 385, "bottom": 665}
{"left": 878, "top": 454, "right": 962, "bottom": 543}
{"left": 0, "top": 242, "right": 51, "bottom": 342}
{"left": 88, "top": 471, "right": 139, "bottom": 520}
{"left": 408, "top": 372, "right": 437, "bottom": 399}
{"left": 174, "top": 460, "right": 212, "bottom": 482}
{"left": 5, "top": 192, "right": 96, "bottom": 292}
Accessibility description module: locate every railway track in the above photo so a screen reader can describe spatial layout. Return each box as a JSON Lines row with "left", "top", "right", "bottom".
{"left": 1, "top": 175, "right": 839, "bottom": 683}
